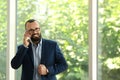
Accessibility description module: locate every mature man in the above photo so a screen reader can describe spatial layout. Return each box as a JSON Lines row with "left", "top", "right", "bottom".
{"left": 11, "top": 19, "right": 68, "bottom": 80}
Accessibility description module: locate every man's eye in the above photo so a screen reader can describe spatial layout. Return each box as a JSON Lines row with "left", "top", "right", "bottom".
{"left": 29, "top": 29, "right": 34, "bottom": 31}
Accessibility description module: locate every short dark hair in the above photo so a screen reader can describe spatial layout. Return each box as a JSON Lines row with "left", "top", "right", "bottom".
{"left": 25, "top": 19, "right": 36, "bottom": 29}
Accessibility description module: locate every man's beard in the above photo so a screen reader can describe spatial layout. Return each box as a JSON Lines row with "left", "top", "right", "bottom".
{"left": 31, "top": 33, "right": 41, "bottom": 43}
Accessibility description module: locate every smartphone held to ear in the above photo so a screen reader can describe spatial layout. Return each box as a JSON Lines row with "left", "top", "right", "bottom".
{"left": 27, "top": 38, "right": 32, "bottom": 43}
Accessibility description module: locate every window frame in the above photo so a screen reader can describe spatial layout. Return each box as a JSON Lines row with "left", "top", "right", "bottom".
{"left": 88, "top": 0, "right": 98, "bottom": 80}
{"left": 6, "top": 0, "right": 17, "bottom": 80}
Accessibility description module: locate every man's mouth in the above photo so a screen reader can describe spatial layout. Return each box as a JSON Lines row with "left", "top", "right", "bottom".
{"left": 32, "top": 34, "right": 39, "bottom": 37}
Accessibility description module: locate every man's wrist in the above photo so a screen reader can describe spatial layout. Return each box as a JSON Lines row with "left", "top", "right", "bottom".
{"left": 46, "top": 69, "right": 49, "bottom": 73}
{"left": 23, "top": 44, "right": 29, "bottom": 48}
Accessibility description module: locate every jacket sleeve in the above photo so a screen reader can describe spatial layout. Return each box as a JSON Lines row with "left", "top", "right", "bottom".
{"left": 11, "top": 45, "right": 28, "bottom": 69}
{"left": 47, "top": 43, "right": 68, "bottom": 76}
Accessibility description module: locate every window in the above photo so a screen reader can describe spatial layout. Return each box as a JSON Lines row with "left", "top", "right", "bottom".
{"left": 98, "top": 0, "right": 120, "bottom": 80}
{"left": 0, "top": 0, "right": 7, "bottom": 80}
{"left": 16, "top": 0, "right": 89, "bottom": 80}
{"left": 5, "top": 0, "right": 120, "bottom": 80}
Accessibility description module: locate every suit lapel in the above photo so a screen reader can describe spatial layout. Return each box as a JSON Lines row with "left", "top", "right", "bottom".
{"left": 41, "top": 39, "right": 46, "bottom": 64}
{"left": 28, "top": 44, "right": 34, "bottom": 66}
{"left": 27, "top": 39, "right": 46, "bottom": 65}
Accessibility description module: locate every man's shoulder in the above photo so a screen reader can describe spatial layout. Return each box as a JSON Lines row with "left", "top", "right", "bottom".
{"left": 17, "top": 44, "right": 29, "bottom": 49}
{"left": 17, "top": 44, "right": 23, "bottom": 47}
{"left": 42, "top": 38, "right": 57, "bottom": 44}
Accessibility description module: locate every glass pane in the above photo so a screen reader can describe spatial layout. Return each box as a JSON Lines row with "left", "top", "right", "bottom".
{"left": 17, "top": 0, "right": 88, "bottom": 80}
{"left": 16, "top": 0, "right": 37, "bottom": 79}
{"left": 98, "top": 0, "right": 120, "bottom": 80}
{"left": 0, "top": 0, "right": 7, "bottom": 80}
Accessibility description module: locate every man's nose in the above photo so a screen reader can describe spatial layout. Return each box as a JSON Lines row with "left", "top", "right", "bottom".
{"left": 33, "top": 29, "right": 38, "bottom": 33}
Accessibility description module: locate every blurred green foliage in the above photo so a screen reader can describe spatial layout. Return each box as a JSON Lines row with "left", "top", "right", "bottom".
{"left": 1, "top": 0, "right": 120, "bottom": 80}
{"left": 0, "top": 0, "right": 7, "bottom": 80}
{"left": 16, "top": 0, "right": 88, "bottom": 80}
{"left": 98, "top": 0, "right": 120, "bottom": 80}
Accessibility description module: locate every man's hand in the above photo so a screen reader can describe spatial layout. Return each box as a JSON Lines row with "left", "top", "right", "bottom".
{"left": 23, "top": 31, "right": 31, "bottom": 47}
{"left": 38, "top": 64, "right": 49, "bottom": 75}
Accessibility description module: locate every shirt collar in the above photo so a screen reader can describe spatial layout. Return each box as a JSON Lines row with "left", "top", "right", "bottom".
{"left": 32, "top": 38, "right": 42, "bottom": 47}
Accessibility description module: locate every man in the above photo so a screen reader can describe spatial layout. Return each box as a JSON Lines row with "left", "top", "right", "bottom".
{"left": 11, "top": 19, "right": 68, "bottom": 80}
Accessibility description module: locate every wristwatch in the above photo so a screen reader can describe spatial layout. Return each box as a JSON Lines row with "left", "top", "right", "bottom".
{"left": 46, "top": 69, "right": 49, "bottom": 73}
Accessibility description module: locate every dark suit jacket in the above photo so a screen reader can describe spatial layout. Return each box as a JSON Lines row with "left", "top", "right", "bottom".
{"left": 11, "top": 39, "right": 68, "bottom": 80}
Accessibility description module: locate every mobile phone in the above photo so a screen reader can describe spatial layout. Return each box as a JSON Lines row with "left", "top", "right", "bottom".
{"left": 27, "top": 37, "right": 32, "bottom": 43}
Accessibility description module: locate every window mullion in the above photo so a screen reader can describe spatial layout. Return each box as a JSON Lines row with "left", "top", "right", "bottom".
{"left": 6, "top": 0, "right": 17, "bottom": 80}
{"left": 89, "top": 0, "right": 98, "bottom": 80}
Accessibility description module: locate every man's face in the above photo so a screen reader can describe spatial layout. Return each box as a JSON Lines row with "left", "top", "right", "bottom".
{"left": 26, "top": 21, "right": 41, "bottom": 42}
